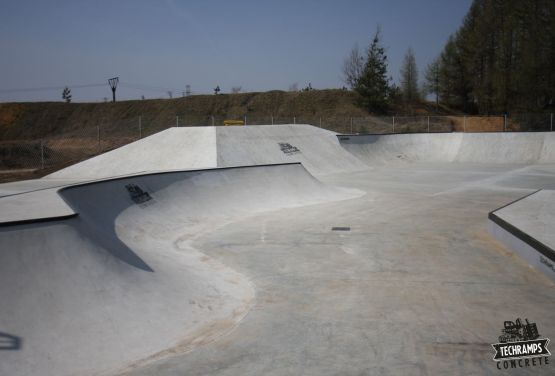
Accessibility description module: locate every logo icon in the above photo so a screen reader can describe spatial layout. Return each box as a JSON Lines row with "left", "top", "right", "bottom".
{"left": 125, "top": 184, "right": 152, "bottom": 204}
{"left": 278, "top": 142, "right": 300, "bottom": 155}
{"left": 492, "top": 318, "right": 550, "bottom": 370}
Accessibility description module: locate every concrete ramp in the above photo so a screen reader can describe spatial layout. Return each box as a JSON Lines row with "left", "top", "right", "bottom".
{"left": 489, "top": 189, "right": 555, "bottom": 281}
{"left": 0, "top": 163, "right": 361, "bottom": 376}
{"left": 48, "top": 127, "right": 218, "bottom": 179}
{"left": 339, "top": 132, "right": 555, "bottom": 164}
{"left": 216, "top": 124, "right": 367, "bottom": 175}
{"left": 47, "top": 125, "right": 366, "bottom": 180}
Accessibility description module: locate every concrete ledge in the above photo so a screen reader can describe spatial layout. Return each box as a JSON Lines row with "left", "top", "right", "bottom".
{"left": 488, "top": 190, "right": 555, "bottom": 281}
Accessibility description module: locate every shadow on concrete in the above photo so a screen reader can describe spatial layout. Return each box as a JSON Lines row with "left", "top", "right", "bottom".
{"left": 0, "top": 332, "right": 22, "bottom": 350}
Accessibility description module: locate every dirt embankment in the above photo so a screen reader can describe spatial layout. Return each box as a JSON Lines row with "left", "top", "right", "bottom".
{"left": 0, "top": 90, "right": 371, "bottom": 141}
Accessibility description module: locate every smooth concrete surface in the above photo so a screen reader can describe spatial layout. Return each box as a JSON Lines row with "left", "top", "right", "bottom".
{"left": 216, "top": 124, "right": 367, "bottom": 175}
{"left": 492, "top": 189, "right": 555, "bottom": 252}
{"left": 0, "top": 187, "right": 75, "bottom": 223}
{"left": 0, "top": 163, "right": 360, "bottom": 376}
{"left": 123, "top": 162, "right": 555, "bottom": 376}
{"left": 47, "top": 127, "right": 218, "bottom": 179}
{"left": 489, "top": 218, "right": 555, "bottom": 281}
{"left": 46, "top": 125, "right": 367, "bottom": 180}
{"left": 339, "top": 132, "right": 555, "bottom": 164}
{"left": 489, "top": 189, "right": 555, "bottom": 280}
{"left": 1, "top": 126, "right": 555, "bottom": 376}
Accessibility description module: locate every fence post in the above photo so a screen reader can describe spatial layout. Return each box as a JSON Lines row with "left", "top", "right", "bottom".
{"left": 350, "top": 117, "right": 353, "bottom": 133}
{"left": 319, "top": 117, "right": 322, "bottom": 128}
{"left": 40, "top": 140, "right": 45, "bottom": 170}
{"left": 551, "top": 113, "right": 553, "bottom": 131}
{"left": 176, "top": 115, "right": 179, "bottom": 127}
{"left": 504, "top": 114, "right": 507, "bottom": 132}
{"left": 138, "top": 117, "right": 141, "bottom": 139}
{"left": 271, "top": 115, "right": 274, "bottom": 125}
{"left": 427, "top": 116, "right": 430, "bottom": 133}
{"left": 244, "top": 115, "right": 247, "bottom": 125}
{"left": 211, "top": 116, "right": 215, "bottom": 126}
{"left": 293, "top": 116, "right": 296, "bottom": 124}
{"left": 463, "top": 115, "right": 466, "bottom": 132}
{"left": 392, "top": 116, "right": 395, "bottom": 133}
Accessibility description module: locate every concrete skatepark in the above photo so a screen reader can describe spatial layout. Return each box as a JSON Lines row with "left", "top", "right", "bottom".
{"left": 1, "top": 124, "right": 554, "bottom": 375}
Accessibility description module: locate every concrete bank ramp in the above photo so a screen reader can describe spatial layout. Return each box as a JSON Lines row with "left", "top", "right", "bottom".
{"left": 47, "top": 124, "right": 366, "bottom": 180}
{"left": 215, "top": 124, "right": 366, "bottom": 175}
{"left": 339, "top": 132, "right": 555, "bottom": 164}
{"left": 0, "top": 163, "right": 361, "bottom": 376}
{"left": 46, "top": 127, "right": 218, "bottom": 180}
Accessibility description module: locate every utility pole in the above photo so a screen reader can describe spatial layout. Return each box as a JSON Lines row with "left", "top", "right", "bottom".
{"left": 40, "top": 140, "right": 45, "bottom": 169}
{"left": 108, "top": 77, "right": 119, "bottom": 102}
{"left": 392, "top": 116, "right": 395, "bottom": 133}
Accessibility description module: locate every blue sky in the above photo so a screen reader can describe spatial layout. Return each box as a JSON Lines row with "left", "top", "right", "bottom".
{"left": 0, "top": 0, "right": 472, "bottom": 102}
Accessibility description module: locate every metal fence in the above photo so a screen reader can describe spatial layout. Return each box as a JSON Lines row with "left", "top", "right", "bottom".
{"left": 0, "top": 113, "right": 553, "bottom": 175}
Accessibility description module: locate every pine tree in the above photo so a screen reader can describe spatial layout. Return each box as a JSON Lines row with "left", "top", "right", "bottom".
{"left": 62, "top": 87, "right": 72, "bottom": 103}
{"left": 400, "top": 47, "right": 419, "bottom": 103}
{"left": 423, "top": 57, "right": 441, "bottom": 107}
{"left": 437, "top": 0, "right": 554, "bottom": 113}
{"left": 355, "top": 28, "right": 391, "bottom": 112}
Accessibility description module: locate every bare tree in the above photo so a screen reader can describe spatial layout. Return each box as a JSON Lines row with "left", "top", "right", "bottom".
{"left": 167, "top": 91, "right": 173, "bottom": 99}
{"left": 342, "top": 44, "right": 365, "bottom": 89}
{"left": 288, "top": 82, "right": 298, "bottom": 92}
{"left": 400, "top": 47, "right": 420, "bottom": 102}
{"left": 231, "top": 86, "right": 242, "bottom": 94}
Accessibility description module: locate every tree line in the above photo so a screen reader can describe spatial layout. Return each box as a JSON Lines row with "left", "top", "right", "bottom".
{"left": 344, "top": 0, "right": 554, "bottom": 114}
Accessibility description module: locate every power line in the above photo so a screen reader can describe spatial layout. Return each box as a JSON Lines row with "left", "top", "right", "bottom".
{"left": 119, "top": 82, "right": 183, "bottom": 93}
{"left": 0, "top": 83, "right": 105, "bottom": 93}
{"left": 0, "top": 81, "right": 192, "bottom": 96}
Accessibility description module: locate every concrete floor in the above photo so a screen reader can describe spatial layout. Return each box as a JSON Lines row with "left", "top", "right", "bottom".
{"left": 2, "top": 127, "right": 555, "bottom": 375}
{"left": 122, "top": 163, "right": 555, "bottom": 376}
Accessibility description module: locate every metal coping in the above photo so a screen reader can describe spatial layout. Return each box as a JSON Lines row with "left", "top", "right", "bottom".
{"left": 488, "top": 189, "right": 555, "bottom": 262}
{"left": 0, "top": 163, "right": 304, "bottom": 228}
{"left": 0, "top": 214, "right": 78, "bottom": 228}
{"left": 336, "top": 130, "right": 555, "bottom": 138}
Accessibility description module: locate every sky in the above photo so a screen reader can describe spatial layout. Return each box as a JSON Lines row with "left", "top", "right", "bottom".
{"left": 0, "top": 0, "right": 472, "bottom": 102}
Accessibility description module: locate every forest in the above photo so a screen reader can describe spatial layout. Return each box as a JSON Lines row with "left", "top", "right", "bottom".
{"left": 430, "top": 0, "right": 554, "bottom": 114}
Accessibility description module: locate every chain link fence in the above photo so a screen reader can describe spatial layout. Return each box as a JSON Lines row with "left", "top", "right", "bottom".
{"left": 0, "top": 113, "right": 553, "bottom": 177}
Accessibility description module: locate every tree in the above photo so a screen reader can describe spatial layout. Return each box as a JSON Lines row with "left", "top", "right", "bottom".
{"left": 231, "top": 86, "right": 242, "bottom": 94}
{"left": 355, "top": 28, "right": 391, "bottom": 112}
{"left": 400, "top": 47, "right": 419, "bottom": 102}
{"left": 288, "top": 82, "right": 298, "bottom": 92}
{"left": 62, "top": 87, "right": 71, "bottom": 103}
{"left": 342, "top": 44, "right": 365, "bottom": 89}
{"left": 424, "top": 57, "right": 441, "bottom": 107}
{"left": 436, "top": 0, "right": 554, "bottom": 113}
{"left": 214, "top": 85, "right": 220, "bottom": 95}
